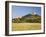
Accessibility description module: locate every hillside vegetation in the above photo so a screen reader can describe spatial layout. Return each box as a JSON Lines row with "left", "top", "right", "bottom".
{"left": 12, "top": 14, "right": 41, "bottom": 23}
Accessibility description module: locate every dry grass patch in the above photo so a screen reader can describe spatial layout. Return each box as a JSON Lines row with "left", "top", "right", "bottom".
{"left": 12, "top": 23, "right": 41, "bottom": 31}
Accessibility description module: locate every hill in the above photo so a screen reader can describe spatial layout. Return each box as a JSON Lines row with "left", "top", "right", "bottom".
{"left": 12, "top": 14, "right": 41, "bottom": 23}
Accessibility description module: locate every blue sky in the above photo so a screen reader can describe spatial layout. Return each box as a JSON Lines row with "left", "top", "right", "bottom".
{"left": 12, "top": 5, "right": 41, "bottom": 18}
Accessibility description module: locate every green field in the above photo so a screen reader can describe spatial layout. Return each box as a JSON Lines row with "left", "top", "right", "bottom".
{"left": 12, "top": 23, "right": 41, "bottom": 31}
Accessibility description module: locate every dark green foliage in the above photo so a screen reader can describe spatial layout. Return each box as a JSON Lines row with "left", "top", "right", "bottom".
{"left": 12, "top": 14, "right": 41, "bottom": 23}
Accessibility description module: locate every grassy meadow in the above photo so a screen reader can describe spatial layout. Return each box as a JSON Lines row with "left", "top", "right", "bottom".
{"left": 12, "top": 23, "right": 41, "bottom": 31}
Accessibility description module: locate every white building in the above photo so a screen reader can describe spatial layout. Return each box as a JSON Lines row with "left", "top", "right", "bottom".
{"left": 31, "top": 12, "right": 36, "bottom": 15}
